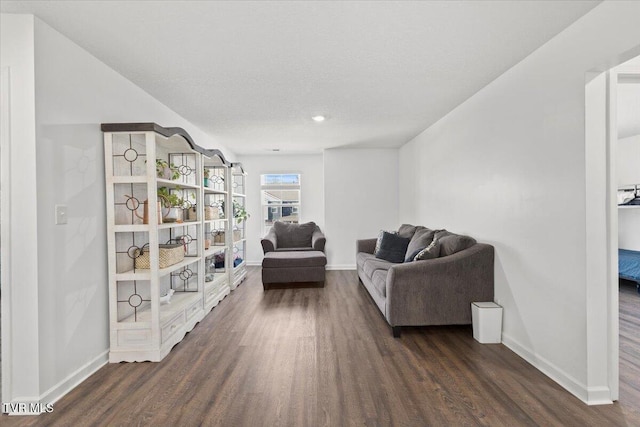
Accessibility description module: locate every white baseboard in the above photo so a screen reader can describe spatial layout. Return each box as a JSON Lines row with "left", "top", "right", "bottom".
{"left": 326, "top": 264, "right": 355, "bottom": 271}
{"left": 246, "top": 261, "right": 262, "bottom": 267}
{"left": 501, "top": 334, "right": 612, "bottom": 406}
{"left": 39, "top": 350, "right": 109, "bottom": 406}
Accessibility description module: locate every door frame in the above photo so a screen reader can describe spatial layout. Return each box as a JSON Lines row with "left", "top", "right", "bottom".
{"left": 1, "top": 66, "right": 12, "bottom": 405}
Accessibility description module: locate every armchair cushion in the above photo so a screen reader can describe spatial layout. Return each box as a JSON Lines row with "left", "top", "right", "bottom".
{"left": 273, "top": 221, "right": 317, "bottom": 249}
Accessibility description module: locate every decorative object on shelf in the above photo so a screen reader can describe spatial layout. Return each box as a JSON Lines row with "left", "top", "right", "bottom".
{"left": 125, "top": 194, "right": 166, "bottom": 225}
{"left": 134, "top": 243, "right": 185, "bottom": 269}
{"left": 221, "top": 200, "right": 250, "bottom": 224}
{"left": 203, "top": 167, "right": 210, "bottom": 187}
{"left": 155, "top": 158, "right": 180, "bottom": 180}
{"left": 213, "top": 230, "right": 225, "bottom": 244}
{"left": 205, "top": 206, "right": 219, "bottom": 220}
{"left": 233, "top": 228, "right": 242, "bottom": 242}
{"left": 158, "top": 187, "right": 184, "bottom": 223}
{"left": 204, "top": 238, "right": 211, "bottom": 250}
{"left": 160, "top": 289, "right": 175, "bottom": 305}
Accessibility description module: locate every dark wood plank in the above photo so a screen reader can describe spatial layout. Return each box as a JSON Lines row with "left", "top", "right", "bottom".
{"left": 2, "top": 269, "right": 639, "bottom": 426}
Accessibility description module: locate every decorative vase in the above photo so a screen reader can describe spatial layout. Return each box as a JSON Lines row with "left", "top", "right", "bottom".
{"left": 163, "top": 207, "right": 183, "bottom": 223}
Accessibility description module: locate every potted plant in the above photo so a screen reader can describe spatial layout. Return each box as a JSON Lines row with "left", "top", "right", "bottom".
{"left": 221, "top": 200, "right": 250, "bottom": 224}
{"left": 157, "top": 187, "right": 184, "bottom": 222}
{"left": 156, "top": 159, "right": 180, "bottom": 180}
{"left": 233, "top": 200, "right": 249, "bottom": 224}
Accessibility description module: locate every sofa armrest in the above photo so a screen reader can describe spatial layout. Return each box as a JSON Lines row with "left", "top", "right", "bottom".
{"left": 312, "top": 229, "right": 326, "bottom": 252}
{"left": 356, "top": 238, "right": 377, "bottom": 255}
{"left": 385, "top": 244, "right": 494, "bottom": 326}
{"left": 261, "top": 228, "right": 278, "bottom": 254}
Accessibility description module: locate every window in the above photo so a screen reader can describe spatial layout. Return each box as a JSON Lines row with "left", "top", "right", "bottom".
{"left": 261, "top": 173, "right": 301, "bottom": 233}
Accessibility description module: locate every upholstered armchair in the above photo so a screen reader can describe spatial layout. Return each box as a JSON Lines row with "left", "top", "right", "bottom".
{"left": 261, "top": 221, "right": 326, "bottom": 254}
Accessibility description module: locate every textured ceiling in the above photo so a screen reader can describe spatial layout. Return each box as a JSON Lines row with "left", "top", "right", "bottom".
{"left": 1, "top": 1, "right": 601, "bottom": 154}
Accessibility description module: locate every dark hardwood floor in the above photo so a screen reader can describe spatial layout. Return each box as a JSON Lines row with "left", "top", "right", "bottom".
{"left": 3, "top": 269, "right": 640, "bottom": 426}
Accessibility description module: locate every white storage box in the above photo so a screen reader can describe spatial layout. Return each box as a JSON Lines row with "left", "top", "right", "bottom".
{"left": 471, "top": 302, "right": 503, "bottom": 344}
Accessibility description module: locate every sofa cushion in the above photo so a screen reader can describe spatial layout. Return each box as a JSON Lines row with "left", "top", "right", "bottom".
{"left": 405, "top": 228, "right": 436, "bottom": 262}
{"left": 371, "top": 269, "right": 388, "bottom": 297}
{"left": 273, "top": 221, "right": 316, "bottom": 248}
{"left": 357, "top": 252, "right": 377, "bottom": 271}
{"left": 439, "top": 233, "right": 477, "bottom": 256}
{"left": 375, "top": 231, "right": 410, "bottom": 263}
{"left": 363, "top": 257, "right": 393, "bottom": 279}
{"left": 414, "top": 238, "right": 441, "bottom": 261}
{"left": 397, "top": 224, "right": 417, "bottom": 239}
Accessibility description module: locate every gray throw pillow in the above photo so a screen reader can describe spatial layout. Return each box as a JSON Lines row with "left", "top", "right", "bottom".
{"left": 405, "top": 228, "right": 436, "bottom": 262}
{"left": 438, "top": 233, "right": 477, "bottom": 256}
{"left": 414, "top": 238, "right": 441, "bottom": 261}
{"left": 273, "top": 221, "right": 316, "bottom": 248}
{"left": 375, "top": 231, "right": 410, "bottom": 263}
{"left": 397, "top": 224, "right": 417, "bottom": 239}
{"left": 374, "top": 229, "right": 396, "bottom": 254}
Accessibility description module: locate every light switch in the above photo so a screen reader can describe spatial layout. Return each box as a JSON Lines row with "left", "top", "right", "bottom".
{"left": 55, "top": 204, "right": 68, "bottom": 225}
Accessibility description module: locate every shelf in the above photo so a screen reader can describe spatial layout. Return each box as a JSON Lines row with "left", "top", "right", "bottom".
{"left": 204, "top": 246, "right": 227, "bottom": 257}
{"left": 204, "top": 188, "right": 227, "bottom": 195}
{"left": 233, "top": 238, "right": 246, "bottom": 244}
{"left": 105, "top": 123, "right": 247, "bottom": 362}
{"left": 113, "top": 176, "right": 147, "bottom": 184}
{"left": 204, "top": 218, "right": 228, "bottom": 225}
{"left": 233, "top": 260, "right": 246, "bottom": 270}
{"left": 158, "top": 220, "right": 199, "bottom": 229}
{"left": 114, "top": 224, "right": 150, "bottom": 233}
{"left": 118, "top": 291, "right": 201, "bottom": 325}
{"left": 156, "top": 178, "right": 200, "bottom": 190}
{"left": 115, "top": 256, "right": 201, "bottom": 280}
{"left": 205, "top": 273, "right": 228, "bottom": 289}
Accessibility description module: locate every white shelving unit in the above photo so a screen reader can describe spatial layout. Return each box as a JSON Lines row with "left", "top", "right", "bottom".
{"left": 102, "top": 123, "right": 233, "bottom": 363}
{"left": 202, "top": 151, "right": 232, "bottom": 311}
{"left": 231, "top": 163, "right": 248, "bottom": 289}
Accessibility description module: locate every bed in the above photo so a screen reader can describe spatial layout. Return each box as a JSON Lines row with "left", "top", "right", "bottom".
{"left": 619, "top": 249, "right": 640, "bottom": 293}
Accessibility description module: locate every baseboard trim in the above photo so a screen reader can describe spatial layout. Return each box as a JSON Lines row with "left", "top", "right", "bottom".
{"left": 246, "top": 261, "right": 262, "bottom": 267}
{"left": 39, "top": 350, "right": 109, "bottom": 406}
{"left": 501, "top": 334, "right": 611, "bottom": 406}
{"left": 326, "top": 264, "right": 356, "bottom": 271}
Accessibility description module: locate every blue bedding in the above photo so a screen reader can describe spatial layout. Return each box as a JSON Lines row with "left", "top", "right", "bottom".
{"left": 619, "top": 249, "right": 640, "bottom": 284}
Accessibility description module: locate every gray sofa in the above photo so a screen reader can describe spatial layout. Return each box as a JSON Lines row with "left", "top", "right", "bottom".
{"left": 356, "top": 224, "right": 494, "bottom": 337}
{"left": 261, "top": 221, "right": 327, "bottom": 289}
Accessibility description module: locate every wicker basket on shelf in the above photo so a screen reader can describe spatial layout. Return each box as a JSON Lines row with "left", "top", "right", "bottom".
{"left": 134, "top": 243, "right": 184, "bottom": 269}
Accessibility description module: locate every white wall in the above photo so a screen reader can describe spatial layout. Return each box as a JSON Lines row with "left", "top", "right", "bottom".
{"left": 399, "top": 1, "right": 640, "bottom": 404}
{"left": 0, "top": 14, "right": 41, "bottom": 405}
{"left": 324, "top": 149, "right": 398, "bottom": 269}
{"left": 617, "top": 134, "right": 640, "bottom": 185}
{"left": 237, "top": 153, "right": 324, "bottom": 265}
{"left": 618, "top": 134, "right": 640, "bottom": 251}
{"left": 0, "top": 15, "right": 238, "bottom": 407}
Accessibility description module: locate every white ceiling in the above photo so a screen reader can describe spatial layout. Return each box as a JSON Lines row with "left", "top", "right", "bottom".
{"left": 1, "top": 0, "right": 601, "bottom": 154}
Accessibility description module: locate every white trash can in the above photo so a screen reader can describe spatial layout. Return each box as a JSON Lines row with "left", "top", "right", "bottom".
{"left": 471, "top": 302, "right": 503, "bottom": 344}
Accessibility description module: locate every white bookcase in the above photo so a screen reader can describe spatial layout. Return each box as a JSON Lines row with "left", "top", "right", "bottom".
{"left": 102, "top": 123, "right": 234, "bottom": 362}
{"left": 231, "top": 163, "right": 248, "bottom": 289}
{"left": 202, "top": 151, "right": 232, "bottom": 310}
